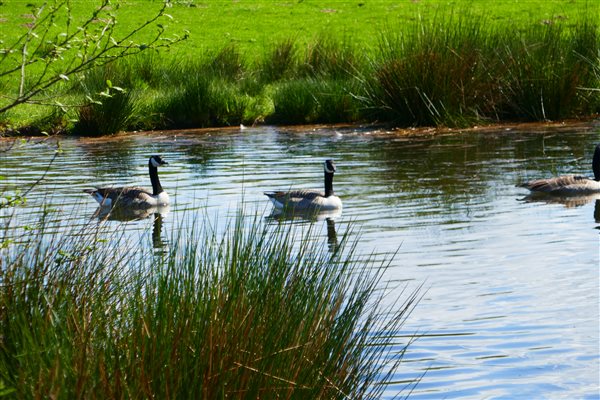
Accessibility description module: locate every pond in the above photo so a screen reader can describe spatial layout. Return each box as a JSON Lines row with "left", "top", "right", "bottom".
{"left": 1, "top": 123, "right": 599, "bottom": 399}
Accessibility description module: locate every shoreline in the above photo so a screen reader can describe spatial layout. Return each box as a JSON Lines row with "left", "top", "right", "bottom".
{"left": 2, "top": 117, "right": 598, "bottom": 142}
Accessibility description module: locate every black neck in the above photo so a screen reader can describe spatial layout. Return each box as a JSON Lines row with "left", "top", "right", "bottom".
{"left": 593, "top": 145, "right": 600, "bottom": 181}
{"left": 324, "top": 171, "right": 334, "bottom": 197}
{"left": 149, "top": 161, "right": 163, "bottom": 195}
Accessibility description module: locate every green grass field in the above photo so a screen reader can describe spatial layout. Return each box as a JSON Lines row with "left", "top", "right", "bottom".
{"left": 0, "top": 0, "right": 598, "bottom": 134}
{"left": 3, "top": 1, "right": 596, "bottom": 56}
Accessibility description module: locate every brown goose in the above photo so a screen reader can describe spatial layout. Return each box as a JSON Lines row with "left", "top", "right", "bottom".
{"left": 520, "top": 145, "right": 600, "bottom": 195}
{"left": 264, "top": 159, "right": 342, "bottom": 211}
{"left": 84, "top": 155, "right": 170, "bottom": 208}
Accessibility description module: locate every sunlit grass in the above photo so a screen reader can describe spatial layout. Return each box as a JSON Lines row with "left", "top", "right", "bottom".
{"left": 0, "top": 209, "right": 420, "bottom": 398}
{"left": 364, "top": 13, "right": 599, "bottom": 126}
{"left": 1, "top": 3, "right": 597, "bottom": 134}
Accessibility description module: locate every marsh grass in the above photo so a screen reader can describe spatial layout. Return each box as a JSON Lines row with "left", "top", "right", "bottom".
{"left": 0, "top": 210, "right": 420, "bottom": 398}
{"left": 366, "top": 14, "right": 494, "bottom": 126}
{"left": 301, "top": 35, "right": 361, "bottom": 80}
{"left": 269, "top": 78, "right": 362, "bottom": 125}
{"left": 156, "top": 72, "right": 251, "bottom": 128}
{"left": 366, "top": 14, "right": 599, "bottom": 126}
{"left": 71, "top": 62, "right": 141, "bottom": 135}
{"left": 259, "top": 38, "right": 299, "bottom": 82}
{"left": 495, "top": 19, "right": 600, "bottom": 120}
{"left": 73, "top": 89, "right": 139, "bottom": 135}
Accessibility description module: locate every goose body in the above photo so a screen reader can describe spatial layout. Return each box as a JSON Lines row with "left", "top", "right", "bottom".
{"left": 520, "top": 145, "right": 600, "bottom": 195}
{"left": 84, "top": 155, "right": 169, "bottom": 208}
{"left": 264, "top": 159, "right": 342, "bottom": 211}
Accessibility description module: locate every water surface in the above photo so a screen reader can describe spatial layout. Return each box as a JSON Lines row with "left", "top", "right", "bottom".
{"left": 1, "top": 124, "right": 599, "bottom": 399}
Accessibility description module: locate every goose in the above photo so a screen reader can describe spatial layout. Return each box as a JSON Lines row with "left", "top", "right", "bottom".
{"left": 84, "top": 155, "right": 170, "bottom": 208}
{"left": 519, "top": 144, "right": 600, "bottom": 195}
{"left": 264, "top": 159, "right": 342, "bottom": 211}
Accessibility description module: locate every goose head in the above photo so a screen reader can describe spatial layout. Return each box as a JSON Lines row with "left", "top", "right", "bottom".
{"left": 150, "top": 155, "right": 169, "bottom": 168}
{"left": 324, "top": 159, "right": 336, "bottom": 174}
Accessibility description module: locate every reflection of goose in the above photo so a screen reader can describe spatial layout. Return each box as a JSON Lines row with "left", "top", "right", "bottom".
{"left": 520, "top": 192, "right": 600, "bottom": 208}
{"left": 265, "top": 209, "right": 341, "bottom": 253}
{"left": 92, "top": 206, "right": 169, "bottom": 251}
{"left": 325, "top": 218, "right": 339, "bottom": 253}
{"left": 151, "top": 213, "right": 167, "bottom": 251}
{"left": 264, "top": 159, "right": 342, "bottom": 211}
{"left": 519, "top": 145, "right": 600, "bottom": 194}
{"left": 92, "top": 204, "right": 171, "bottom": 222}
{"left": 266, "top": 206, "right": 342, "bottom": 223}
{"left": 84, "top": 155, "right": 170, "bottom": 208}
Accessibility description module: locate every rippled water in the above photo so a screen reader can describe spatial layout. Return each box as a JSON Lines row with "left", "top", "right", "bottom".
{"left": 2, "top": 124, "right": 599, "bottom": 399}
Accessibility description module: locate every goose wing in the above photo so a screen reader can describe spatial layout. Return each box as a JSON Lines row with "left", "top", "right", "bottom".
{"left": 520, "top": 175, "right": 599, "bottom": 194}
{"left": 266, "top": 189, "right": 324, "bottom": 200}
{"left": 264, "top": 189, "right": 325, "bottom": 208}
{"left": 84, "top": 186, "right": 154, "bottom": 206}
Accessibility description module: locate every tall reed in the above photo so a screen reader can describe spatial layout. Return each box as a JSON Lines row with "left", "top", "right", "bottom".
{"left": 0, "top": 209, "right": 419, "bottom": 398}
{"left": 365, "top": 13, "right": 599, "bottom": 126}
{"left": 494, "top": 19, "right": 600, "bottom": 120}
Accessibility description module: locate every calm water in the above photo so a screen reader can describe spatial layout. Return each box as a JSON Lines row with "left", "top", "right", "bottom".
{"left": 1, "top": 124, "right": 599, "bottom": 399}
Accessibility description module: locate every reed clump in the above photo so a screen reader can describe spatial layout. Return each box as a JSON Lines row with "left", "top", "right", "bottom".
{"left": 0, "top": 211, "right": 419, "bottom": 398}
{"left": 365, "top": 14, "right": 599, "bottom": 127}
{"left": 493, "top": 19, "right": 600, "bottom": 120}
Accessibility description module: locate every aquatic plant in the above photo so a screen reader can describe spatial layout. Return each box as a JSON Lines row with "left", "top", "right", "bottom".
{"left": 0, "top": 209, "right": 420, "bottom": 398}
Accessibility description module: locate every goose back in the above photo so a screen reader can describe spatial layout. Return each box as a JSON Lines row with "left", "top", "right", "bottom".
{"left": 520, "top": 145, "right": 600, "bottom": 195}
{"left": 520, "top": 175, "right": 600, "bottom": 195}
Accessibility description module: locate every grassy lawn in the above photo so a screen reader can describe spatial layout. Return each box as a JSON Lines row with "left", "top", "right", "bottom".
{"left": 3, "top": 1, "right": 596, "bottom": 56}
{"left": 0, "top": 0, "right": 598, "bottom": 133}
{"left": 160, "top": 0, "right": 597, "bottom": 55}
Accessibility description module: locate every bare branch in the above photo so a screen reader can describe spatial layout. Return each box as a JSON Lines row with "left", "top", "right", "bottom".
{"left": 0, "top": 0, "right": 187, "bottom": 115}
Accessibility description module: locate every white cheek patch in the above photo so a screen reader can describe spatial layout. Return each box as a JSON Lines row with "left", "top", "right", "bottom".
{"left": 151, "top": 157, "right": 161, "bottom": 167}
{"left": 324, "top": 162, "right": 336, "bottom": 173}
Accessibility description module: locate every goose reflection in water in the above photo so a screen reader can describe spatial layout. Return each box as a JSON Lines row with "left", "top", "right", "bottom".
{"left": 519, "top": 192, "right": 600, "bottom": 223}
{"left": 91, "top": 205, "right": 170, "bottom": 250}
{"left": 520, "top": 192, "right": 600, "bottom": 208}
{"left": 265, "top": 208, "right": 342, "bottom": 253}
{"left": 92, "top": 204, "right": 170, "bottom": 221}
